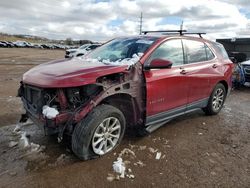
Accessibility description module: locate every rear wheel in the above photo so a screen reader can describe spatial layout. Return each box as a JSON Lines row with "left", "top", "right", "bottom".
{"left": 203, "top": 83, "right": 226, "bottom": 115}
{"left": 72, "top": 104, "right": 125, "bottom": 160}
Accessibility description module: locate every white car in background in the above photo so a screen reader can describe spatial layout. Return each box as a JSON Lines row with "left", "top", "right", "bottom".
{"left": 13, "top": 41, "right": 33, "bottom": 48}
{"left": 65, "top": 43, "right": 101, "bottom": 58}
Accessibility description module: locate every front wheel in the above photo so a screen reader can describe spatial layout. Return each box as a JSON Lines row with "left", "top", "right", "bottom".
{"left": 72, "top": 104, "right": 125, "bottom": 160}
{"left": 203, "top": 83, "right": 226, "bottom": 115}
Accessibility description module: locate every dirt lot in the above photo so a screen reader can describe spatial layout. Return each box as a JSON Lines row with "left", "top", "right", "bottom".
{"left": 0, "top": 48, "right": 250, "bottom": 188}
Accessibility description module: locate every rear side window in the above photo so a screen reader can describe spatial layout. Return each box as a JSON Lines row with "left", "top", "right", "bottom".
{"left": 183, "top": 40, "right": 207, "bottom": 63}
{"left": 205, "top": 45, "right": 215, "bottom": 60}
{"left": 213, "top": 43, "right": 229, "bottom": 59}
{"left": 147, "top": 39, "right": 184, "bottom": 66}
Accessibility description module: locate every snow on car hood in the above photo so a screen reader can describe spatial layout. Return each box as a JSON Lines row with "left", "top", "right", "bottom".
{"left": 22, "top": 55, "right": 141, "bottom": 88}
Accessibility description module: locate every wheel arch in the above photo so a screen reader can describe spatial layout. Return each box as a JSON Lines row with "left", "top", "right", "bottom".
{"left": 100, "top": 93, "right": 139, "bottom": 127}
{"left": 218, "top": 80, "right": 229, "bottom": 94}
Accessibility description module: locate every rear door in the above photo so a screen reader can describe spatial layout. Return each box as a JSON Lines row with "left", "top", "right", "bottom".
{"left": 182, "top": 39, "right": 216, "bottom": 105}
{"left": 144, "top": 39, "right": 189, "bottom": 124}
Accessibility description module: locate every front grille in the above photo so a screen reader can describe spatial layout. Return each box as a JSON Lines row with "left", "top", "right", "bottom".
{"left": 244, "top": 67, "right": 250, "bottom": 75}
{"left": 22, "top": 85, "right": 43, "bottom": 114}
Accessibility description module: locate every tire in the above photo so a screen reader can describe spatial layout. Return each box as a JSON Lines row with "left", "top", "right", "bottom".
{"left": 203, "top": 83, "right": 226, "bottom": 115}
{"left": 72, "top": 104, "right": 125, "bottom": 160}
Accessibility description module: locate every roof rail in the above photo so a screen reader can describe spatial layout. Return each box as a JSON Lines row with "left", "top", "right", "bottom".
{"left": 142, "top": 30, "right": 206, "bottom": 38}
{"left": 183, "top": 32, "right": 206, "bottom": 38}
{"left": 142, "top": 30, "right": 187, "bottom": 35}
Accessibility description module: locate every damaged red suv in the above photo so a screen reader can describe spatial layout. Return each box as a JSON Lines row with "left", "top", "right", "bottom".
{"left": 18, "top": 31, "right": 233, "bottom": 160}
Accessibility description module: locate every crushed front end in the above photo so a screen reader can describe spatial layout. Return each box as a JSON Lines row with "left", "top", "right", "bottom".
{"left": 18, "top": 82, "right": 103, "bottom": 136}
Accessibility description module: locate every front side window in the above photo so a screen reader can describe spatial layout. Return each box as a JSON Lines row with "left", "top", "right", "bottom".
{"left": 183, "top": 40, "right": 207, "bottom": 63}
{"left": 147, "top": 39, "right": 184, "bottom": 66}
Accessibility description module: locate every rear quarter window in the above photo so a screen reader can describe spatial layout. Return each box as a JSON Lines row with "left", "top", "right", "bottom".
{"left": 212, "top": 43, "right": 229, "bottom": 59}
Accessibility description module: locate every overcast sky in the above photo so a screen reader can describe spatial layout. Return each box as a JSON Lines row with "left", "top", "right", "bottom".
{"left": 0, "top": 0, "right": 250, "bottom": 41}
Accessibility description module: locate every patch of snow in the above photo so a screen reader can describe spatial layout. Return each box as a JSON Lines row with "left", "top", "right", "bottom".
{"left": 107, "top": 174, "right": 116, "bottom": 182}
{"left": 126, "top": 174, "right": 135, "bottom": 179}
{"left": 13, "top": 124, "right": 21, "bottom": 133}
{"left": 84, "top": 53, "right": 143, "bottom": 69}
{"left": 118, "top": 148, "right": 136, "bottom": 158}
{"left": 139, "top": 145, "right": 146, "bottom": 150}
{"left": 42, "top": 105, "right": 59, "bottom": 119}
{"left": 113, "top": 157, "right": 126, "bottom": 178}
{"left": 134, "top": 160, "right": 146, "bottom": 167}
{"left": 136, "top": 40, "right": 153, "bottom": 44}
{"left": 9, "top": 141, "right": 18, "bottom": 148}
{"left": 148, "top": 147, "right": 158, "bottom": 153}
{"left": 19, "top": 132, "right": 30, "bottom": 149}
{"left": 102, "top": 53, "right": 142, "bottom": 68}
{"left": 30, "top": 143, "right": 40, "bottom": 152}
{"left": 198, "top": 132, "right": 203, "bottom": 135}
{"left": 155, "top": 152, "right": 162, "bottom": 160}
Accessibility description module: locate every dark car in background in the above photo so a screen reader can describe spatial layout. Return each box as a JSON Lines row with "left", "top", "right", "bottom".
{"left": 241, "top": 60, "right": 250, "bottom": 82}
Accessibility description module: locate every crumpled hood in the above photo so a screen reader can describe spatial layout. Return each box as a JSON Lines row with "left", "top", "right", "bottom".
{"left": 23, "top": 58, "right": 128, "bottom": 88}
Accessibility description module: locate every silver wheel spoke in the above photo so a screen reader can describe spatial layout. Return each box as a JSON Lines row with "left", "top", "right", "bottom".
{"left": 93, "top": 137, "right": 104, "bottom": 147}
{"left": 94, "top": 133, "right": 104, "bottom": 138}
{"left": 111, "top": 125, "right": 120, "bottom": 132}
{"left": 103, "top": 140, "right": 108, "bottom": 153}
{"left": 99, "top": 123, "right": 105, "bottom": 132}
{"left": 105, "top": 118, "right": 111, "bottom": 128}
{"left": 109, "top": 133, "right": 119, "bottom": 138}
{"left": 107, "top": 138, "right": 115, "bottom": 147}
{"left": 92, "top": 116, "right": 121, "bottom": 155}
{"left": 110, "top": 119, "right": 118, "bottom": 128}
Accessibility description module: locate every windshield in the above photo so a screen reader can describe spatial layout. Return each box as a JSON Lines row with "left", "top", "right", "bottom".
{"left": 87, "top": 37, "right": 158, "bottom": 62}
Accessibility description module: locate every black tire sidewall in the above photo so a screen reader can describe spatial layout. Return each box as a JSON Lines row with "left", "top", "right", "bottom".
{"left": 207, "top": 83, "right": 226, "bottom": 115}
{"left": 72, "top": 104, "right": 126, "bottom": 160}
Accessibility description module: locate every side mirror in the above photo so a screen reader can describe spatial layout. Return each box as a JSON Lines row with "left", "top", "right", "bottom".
{"left": 145, "top": 59, "right": 173, "bottom": 70}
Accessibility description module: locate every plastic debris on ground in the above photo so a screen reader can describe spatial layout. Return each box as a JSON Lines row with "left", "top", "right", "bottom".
{"left": 155, "top": 152, "right": 162, "bottom": 160}
{"left": 42, "top": 105, "right": 59, "bottom": 119}
{"left": 113, "top": 157, "right": 126, "bottom": 178}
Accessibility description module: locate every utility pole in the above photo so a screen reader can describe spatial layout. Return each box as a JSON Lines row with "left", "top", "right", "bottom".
{"left": 139, "top": 12, "right": 143, "bottom": 35}
{"left": 180, "top": 20, "right": 184, "bottom": 31}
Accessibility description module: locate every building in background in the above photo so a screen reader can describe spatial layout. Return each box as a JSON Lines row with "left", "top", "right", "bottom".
{"left": 216, "top": 38, "right": 250, "bottom": 62}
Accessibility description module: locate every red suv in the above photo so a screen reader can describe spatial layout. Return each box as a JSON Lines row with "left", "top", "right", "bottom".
{"left": 18, "top": 31, "right": 233, "bottom": 160}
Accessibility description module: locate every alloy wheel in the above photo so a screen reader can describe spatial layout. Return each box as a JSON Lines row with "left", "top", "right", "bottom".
{"left": 92, "top": 117, "right": 121, "bottom": 155}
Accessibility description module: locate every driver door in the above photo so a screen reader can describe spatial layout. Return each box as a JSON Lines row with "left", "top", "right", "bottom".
{"left": 144, "top": 39, "right": 189, "bottom": 124}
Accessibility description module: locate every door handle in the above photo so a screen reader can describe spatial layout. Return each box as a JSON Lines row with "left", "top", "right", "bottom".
{"left": 212, "top": 64, "right": 218, "bottom": 68}
{"left": 180, "top": 69, "right": 187, "bottom": 74}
